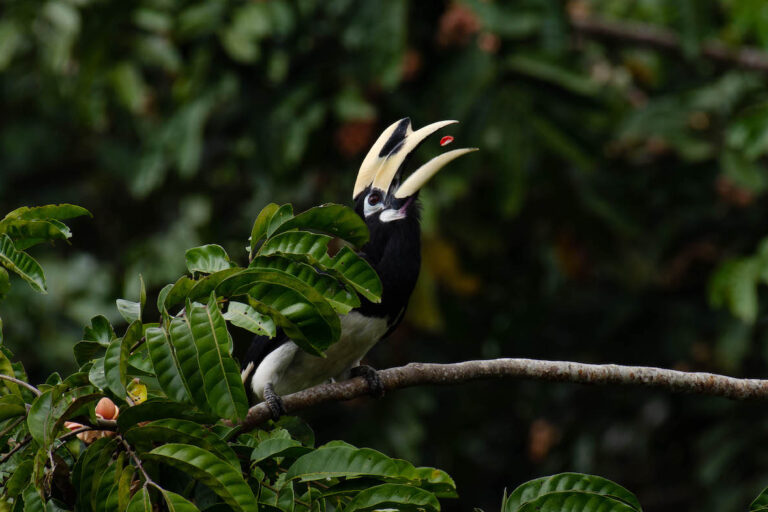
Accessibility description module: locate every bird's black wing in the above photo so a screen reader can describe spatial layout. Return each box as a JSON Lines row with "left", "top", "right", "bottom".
{"left": 240, "top": 329, "right": 290, "bottom": 383}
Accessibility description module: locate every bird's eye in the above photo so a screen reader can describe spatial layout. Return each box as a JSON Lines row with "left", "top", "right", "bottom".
{"left": 368, "top": 193, "right": 381, "bottom": 206}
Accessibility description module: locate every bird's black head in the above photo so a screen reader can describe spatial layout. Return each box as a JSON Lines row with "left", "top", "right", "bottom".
{"left": 350, "top": 118, "right": 476, "bottom": 319}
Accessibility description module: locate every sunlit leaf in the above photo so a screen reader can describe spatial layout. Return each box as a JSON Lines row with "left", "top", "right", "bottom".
{"left": 504, "top": 473, "right": 641, "bottom": 512}
{"left": 186, "top": 244, "right": 234, "bottom": 274}
{"left": 272, "top": 203, "right": 370, "bottom": 248}
{"left": 344, "top": 483, "right": 440, "bottom": 512}
{"left": 146, "top": 326, "right": 192, "bottom": 404}
{"left": 222, "top": 300, "right": 276, "bottom": 337}
{"left": 0, "top": 235, "right": 46, "bottom": 293}
{"left": 250, "top": 203, "right": 280, "bottom": 256}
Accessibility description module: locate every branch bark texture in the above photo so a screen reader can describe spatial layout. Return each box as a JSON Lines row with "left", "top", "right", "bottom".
{"left": 571, "top": 16, "right": 768, "bottom": 72}
{"left": 240, "top": 358, "right": 768, "bottom": 431}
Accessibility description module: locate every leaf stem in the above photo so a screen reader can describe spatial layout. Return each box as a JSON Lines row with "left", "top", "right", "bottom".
{"left": 0, "top": 374, "right": 41, "bottom": 396}
{"left": 118, "top": 435, "right": 159, "bottom": 490}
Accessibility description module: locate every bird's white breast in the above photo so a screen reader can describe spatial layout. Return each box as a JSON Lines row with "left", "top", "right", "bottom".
{"left": 249, "top": 311, "right": 389, "bottom": 399}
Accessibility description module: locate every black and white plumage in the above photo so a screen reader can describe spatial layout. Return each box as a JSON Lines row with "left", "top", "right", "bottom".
{"left": 241, "top": 117, "right": 477, "bottom": 411}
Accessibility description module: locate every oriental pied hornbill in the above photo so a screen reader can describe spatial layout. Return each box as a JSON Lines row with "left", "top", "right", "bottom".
{"left": 241, "top": 118, "right": 477, "bottom": 418}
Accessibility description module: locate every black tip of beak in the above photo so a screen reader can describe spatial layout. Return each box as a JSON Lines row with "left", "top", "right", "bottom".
{"left": 378, "top": 118, "right": 411, "bottom": 158}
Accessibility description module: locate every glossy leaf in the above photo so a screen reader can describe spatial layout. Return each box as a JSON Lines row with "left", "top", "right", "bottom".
{"left": 751, "top": 487, "right": 768, "bottom": 511}
{"left": 258, "top": 231, "right": 381, "bottom": 302}
{"left": 26, "top": 389, "right": 57, "bottom": 446}
{"left": 266, "top": 204, "right": 294, "bottom": 237}
{"left": 126, "top": 488, "right": 152, "bottom": 512}
{"left": 0, "top": 220, "right": 71, "bottom": 249}
{"left": 218, "top": 269, "right": 339, "bottom": 355}
{"left": 286, "top": 445, "right": 404, "bottom": 481}
{"left": 249, "top": 202, "right": 280, "bottom": 256}
{"left": 22, "top": 483, "right": 46, "bottom": 512}
{"left": 187, "top": 267, "right": 243, "bottom": 302}
{"left": 88, "top": 357, "right": 108, "bottom": 390}
{"left": 72, "top": 438, "right": 117, "bottom": 511}
{"left": 0, "top": 204, "right": 91, "bottom": 222}
{"left": 223, "top": 300, "right": 275, "bottom": 337}
{"left": 116, "top": 399, "right": 217, "bottom": 430}
{"left": 145, "top": 443, "right": 257, "bottom": 512}
{"left": 0, "top": 347, "right": 20, "bottom": 397}
{"left": 186, "top": 244, "right": 234, "bottom": 274}
{"left": 161, "top": 490, "right": 200, "bottom": 512}
{"left": 116, "top": 299, "right": 141, "bottom": 323}
{"left": 83, "top": 316, "right": 116, "bottom": 345}
{"left": 0, "top": 234, "right": 46, "bottom": 293}
{"left": 168, "top": 315, "right": 211, "bottom": 412}
{"left": 272, "top": 203, "right": 370, "bottom": 248}
{"left": 0, "top": 394, "right": 26, "bottom": 421}
{"left": 344, "top": 483, "right": 440, "bottom": 512}
{"left": 250, "top": 255, "right": 359, "bottom": 314}
{"left": 4, "top": 459, "right": 33, "bottom": 498}
{"left": 104, "top": 321, "right": 140, "bottom": 398}
{"left": 91, "top": 452, "right": 123, "bottom": 512}
{"left": 146, "top": 326, "right": 192, "bottom": 403}
{"left": 164, "top": 276, "right": 196, "bottom": 311}
{"left": 125, "top": 418, "right": 240, "bottom": 468}
{"left": 503, "top": 473, "right": 641, "bottom": 512}
{"left": 514, "top": 491, "right": 638, "bottom": 512}
{"left": 184, "top": 294, "right": 248, "bottom": 421}
{"left": 73, "top": 341, "right": 106, "bottom": 367}
{"left": 251, "top": 438, "right": 311, "bottom": 463}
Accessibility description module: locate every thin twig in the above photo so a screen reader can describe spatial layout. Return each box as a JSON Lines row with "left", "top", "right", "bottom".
{"left": 571, "top": 15, "right": 768, "bottom": 72}
{"left": 239, "top": 358, "right": 768, "bottom": 431}
{"left": 118, "top": 436, "right": 159, "bottom": 490}
{"left": 0, "top": 374, "right": 41, "bottom": 397}
{"left": 0, "top": 435, "right": 31, "bottom": 464}
{"left": 0, "top": 417, "right": 25, "bottom": 439}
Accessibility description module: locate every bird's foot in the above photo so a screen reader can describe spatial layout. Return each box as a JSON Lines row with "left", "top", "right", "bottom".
{"left": 263, "top": 383, "right": 286, "bottom": 420}
{"left": 350, "top": 365, "right": 385, "bottom": 398}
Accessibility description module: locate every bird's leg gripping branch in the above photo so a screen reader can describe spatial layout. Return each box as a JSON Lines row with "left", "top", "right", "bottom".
{"left": 238, "top": 358, "right": 768, "bottom": 432}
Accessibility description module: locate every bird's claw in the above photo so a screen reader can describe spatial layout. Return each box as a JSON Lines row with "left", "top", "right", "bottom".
{"left": 350, "top": 365, "right": 385, "bottom": 398}
{"left": 263, "top": 383, "right": 286, "bottom": 420}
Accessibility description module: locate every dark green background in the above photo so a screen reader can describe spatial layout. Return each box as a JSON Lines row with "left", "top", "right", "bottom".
{"left": 3, "top": 0, "right": 768, "bottom": 509}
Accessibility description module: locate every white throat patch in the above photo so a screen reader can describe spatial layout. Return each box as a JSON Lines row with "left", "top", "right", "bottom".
{"left": 379, "top": 208, "right": 407, "bottom": 223}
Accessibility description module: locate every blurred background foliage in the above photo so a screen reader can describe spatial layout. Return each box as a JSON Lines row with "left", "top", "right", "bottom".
{"left": 3, "top": 0, "right": 768, "bottom": 509}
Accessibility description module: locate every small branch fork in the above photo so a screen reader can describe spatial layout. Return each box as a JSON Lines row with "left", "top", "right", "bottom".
{"left": 239, "top": 358, "right": 768, "bottom": 431}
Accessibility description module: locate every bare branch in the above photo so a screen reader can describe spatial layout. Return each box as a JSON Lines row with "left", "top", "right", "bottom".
{"left": 0, "top": 373, "right": 41, "bottom": 397}
{"left": 571, "top": 16, "right": 768, "bottom": 72}
{"left": 239, "top": 358, "right": 768, "bottom": 431}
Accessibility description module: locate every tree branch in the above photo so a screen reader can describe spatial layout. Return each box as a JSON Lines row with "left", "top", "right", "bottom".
{"left": 571, "top": 16, "right": 768, "bottom": 72}
{"left": 0, "top": 373, "right": 41, "bottom": 397}
{"left": 239, "top": 358, "right": 768, "bottom": 431}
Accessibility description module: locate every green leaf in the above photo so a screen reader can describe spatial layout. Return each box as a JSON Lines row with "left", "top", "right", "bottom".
{"left": 250, "top": 203, "right": 280, "bottom": 256}
{"left": 126, "top": 487, "right": 152, "bottom": 512}
{"left": 125, "top": 418, "right": 240, "bottom": 469}
{"left": 116, "top": 465, "right": 135, "bottom": 511}
{"left": 88, "top": 357, "right": 108, "bottom": 390}
{"left": 164, "top": 276, "right": 196, "bottom": 311}
{"left": 1, "top": 204, "right": 91, "bottom": 222}
{"left": 266, "top": 204, "right": 294, "bottom": 237}
{"left": 344, "top": 483, "right": 440, "bottom": 512}
{"left": 0, "top": 394, "right": 26, "bottom": 421}
{"left": 222, "top": 300, "right": 276, "bottom": 337}
{"left": 286, "top": 445, "right": 403, "bottom": 481}
{"left": 161, "top": 490, "right": 200, "bottom": 512}
{"left": 116, "top": 299, "right": 141, "bottom": 323}
{"left": 73, "top": 341, "right": 106, "bottom": 367}
{"left": 218, "top": 269, "right": 339, "bottom": 355}
{"left": 5, "top": 459, "right": 33, "bottom": 498}
{"left": 251, "top": 437, "right": 311, "bottom": 463}
{"left": 91, "top": 452, "right": 123, "bottom": 512}
{"left": 145, "top": 443, "right": 257, "bottom": 512}
{"left": 0, "top": 267, "right": 9, "bottom": 300}
{"left": 271, "top": 203, "right": 370, "bottom": 248}
{"left": 184, "top": 294, "right": 248, "bottom": 421}
{"left": 168, "top": 316, "right": 211, "bottom": 412}
{"left": 514, "top": 491, "right": 638, "bottom": 512}
{"left": 751, "top": 486, "right": 768, "bottom": 511}
{"left": 116, "top": 399, "right": 217, "bottom": 430}
{"left": 186, "top": 245, "right": 234, "bottom": 274}
{"left": 0, "top": 235, "right": 46, "bottom": 293}
{"left": 22, "top": 483, "right": 46, "bottom": 512}
{"left": 0, "top": 220, "right": 71, "bottom": 250}
{"left": 0, "top": 347, "right": 21, "bottom": 397}
{"left": 187, "top": 268, "right": 243, "bottom": 303}
{"left": 72, "top": 438, "right": 117, "bottom": 512}
{"left": 504, "top": 473, "right": 641, "bottom": 512}
{"left": 104, "top": 321, "right": 140, "bottom": 399}
{"left": 146, "top": 326, "right": 192, "bottom": 403}
{"left": 250, "top": 255, "right": 360, "bottom": 314}
{"left": 83, "top": 316, "right": 116, "bottom": 346}
{"left": 27, "top": 389, "right": 57, "bottom": 446}
{"left": 258, "top": 231, "right": 382, "bottom": 302}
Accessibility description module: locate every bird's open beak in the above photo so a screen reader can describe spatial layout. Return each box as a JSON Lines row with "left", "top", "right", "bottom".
{"left": 353, "top": 118, "right": 477, "bottom": 199}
